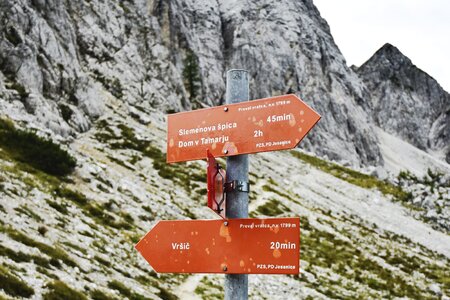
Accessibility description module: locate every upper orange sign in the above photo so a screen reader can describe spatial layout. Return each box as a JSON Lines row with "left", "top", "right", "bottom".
{"left": 135, "top": 218, "right": 300, "bottom": 274}
{"left": 167, "top": 94, "right": 320, "bottom": 163}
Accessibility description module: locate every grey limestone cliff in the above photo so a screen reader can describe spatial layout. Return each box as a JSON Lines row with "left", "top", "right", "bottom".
{"left": 0, "top": 0, "right": 382, "bottom": 166}
{"left": 0, "top": 0, "right": 189, "bottom": 136}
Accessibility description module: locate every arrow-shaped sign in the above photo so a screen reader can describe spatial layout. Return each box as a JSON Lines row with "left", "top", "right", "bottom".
{"left": 167, "top": 94, "right": 320, "bottom": 163}
{"left": 135, "top": 218, "right": 300, "bottom": 274}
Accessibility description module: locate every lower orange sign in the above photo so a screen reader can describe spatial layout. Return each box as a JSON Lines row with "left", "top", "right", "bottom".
{"left": 135, "top": 218, "right": 300, "bottom": 274}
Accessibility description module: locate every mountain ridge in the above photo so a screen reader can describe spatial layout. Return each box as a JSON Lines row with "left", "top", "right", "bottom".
{"left": 0, "top": 1, "right": 449, "bottom": 299}
{"left": 356, "top": 43, "right": 450, "bottom": 163}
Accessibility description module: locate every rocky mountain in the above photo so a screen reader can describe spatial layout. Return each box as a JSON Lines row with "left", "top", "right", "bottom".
{"left": 355, "top": 43, "right": 450, "bottom": 164}
{"left": 0, "top": 0, "right": 383, "bottom": 166}
{"left": 0, "top": 0, "right": 188, "bottom": 135}
{"left": 1, "top": 0, "right": 449, "bottom": 300}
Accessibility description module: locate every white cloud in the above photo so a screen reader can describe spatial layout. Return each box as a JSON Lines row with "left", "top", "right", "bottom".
{"left": 313, "top": 0, "right": 450, "bottom": 91}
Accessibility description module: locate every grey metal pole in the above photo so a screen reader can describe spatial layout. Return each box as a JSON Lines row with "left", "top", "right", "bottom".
{"left": 224, "top": 69, "right": 249, "bottom": 300}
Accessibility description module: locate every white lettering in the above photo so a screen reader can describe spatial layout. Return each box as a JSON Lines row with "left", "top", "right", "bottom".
{"left": 270, "top": 241, "right": 296, "bottom": 250}
{"left": 201, "top": 135, "right": 229, "bottom": 145}
{"left": 171, "top": 242, "right": 191, "bottom": 250}
{"left": 217, "top": 122, "right": 237, "bottom": 131}
{"left": 237, "top": 104, "right": 268, "bottom": 112}
{"left": 178, "top": 126, "right": 216, "bottom": 136}
{"left": 178, "top": 140, "right": 196, "bottom": 148}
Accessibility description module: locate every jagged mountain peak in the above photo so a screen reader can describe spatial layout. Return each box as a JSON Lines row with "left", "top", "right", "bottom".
{"left": 356, "top": 43, "right": 450, "bottom": 163}
{"left": 372, "top": 43, "right": 410, "bottom": 61}
{"left": 358, "top": 43, "right": 415, "bottom": 76}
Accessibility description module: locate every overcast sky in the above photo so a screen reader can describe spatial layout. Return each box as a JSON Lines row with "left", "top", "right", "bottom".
{"left": 313, "top": 0, "right": 450, "bottom": 92}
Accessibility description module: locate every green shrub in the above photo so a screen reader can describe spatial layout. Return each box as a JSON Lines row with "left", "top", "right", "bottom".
{"left": 59, "top": 104, "right": 73, "bottom": 122}
{"left": 262, "top": 181, "right": 293, "bottom": 200}
{"left": 54, "top": 186, "right": 133, "bottom": 230}
{"left": 5, "top": 26, "right": 23, "bottom": 46}
{"left": 399, "top": 168, "right": 449, "bottom": 188}
{"left": 0, "top": 118, "right": 76, "bottom": 176}
{"left": 91, "top": 70, "right": 123, "bottom": 99}
{"left": 0, "top": 266, "right": 34, "bottom": 298}
{"left": 157, "top": 287, "right": 178, "bottom": 300}
{"left": 46, "top": 199, "right": 69, "bottom": 214}
{"left": 0, "top": 244, "right": 52, "bottom": 268}
{"left": 95, "top": 255, "right": 111, "bottom": 267}
{"left": 36, "top": 266, "right": 59, "bottom": 280}
{"left": 43, "top": 280, "right": 87, "bottom": 300}
{"left": 107, "top": 280, "right": 151, "bottom": 300}
{"left": 14, "top": 205, "right": 43, "bottom": 222}
{"left": 182, "top": 50, "right": 201, "bottom": 101}
{"left": 38, "top": 226, "right": 48, "bottom": 236}
{"left": 398, "top": 170, "right": 418, "bottom": 181}
{"left": 193, "top": 277, "right": 221, "bottom": 299}
{"left": 255, "top": 199, "right": 289, "bottom": 216}
{"left": 0, "top": 244, "right": 31, "bottom": 263}
{"left": 9, "top": 82, "right": 29, "bottom": 100}
{"left": 2, "top": 226, "right": 77, "bottom": 268}
{"left": 90, "top": 289, "right": 118, "bottom": 300}
{"left": 54, "top": 187, "right": 87, "bottom": 205}
{"left": 107, "top": 280, "right": 131, "bottom": 298}
{"left": 62, "top": 242, "right": 88, "bottom": 255}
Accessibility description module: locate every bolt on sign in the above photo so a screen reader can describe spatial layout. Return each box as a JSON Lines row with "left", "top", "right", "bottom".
{"left": 135, "top": 218, "right": 299, "bottom": 274}
{"left": 167, "top": 94, "right": 321, "bottom": 163}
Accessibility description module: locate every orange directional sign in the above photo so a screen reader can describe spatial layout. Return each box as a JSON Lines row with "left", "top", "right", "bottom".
{"left": 167, "top": 94, "right": 320, "bottom": 163}
{"left": 135, "top": 218, "right": 300, "bottom": 274}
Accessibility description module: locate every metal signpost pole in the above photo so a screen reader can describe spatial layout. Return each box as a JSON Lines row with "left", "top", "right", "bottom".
{"left": 224, "top": 69, "right": 249, "bottom": 300}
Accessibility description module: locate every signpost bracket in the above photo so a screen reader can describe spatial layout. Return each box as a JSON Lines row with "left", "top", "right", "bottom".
{"left": 224, "top": 180, "right": 250, "bottom": 193}
{"left": 213, "top": 164, "right": 226, "bottom": 212}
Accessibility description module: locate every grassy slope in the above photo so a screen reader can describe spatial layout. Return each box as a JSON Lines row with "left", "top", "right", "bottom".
{"left": 0, "top": 116, "right": 448, "bottom": 299}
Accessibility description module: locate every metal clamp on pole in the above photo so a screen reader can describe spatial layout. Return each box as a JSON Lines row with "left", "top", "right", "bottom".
{"left": 224, "top": 180, "right": 250, "bottom": 193}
